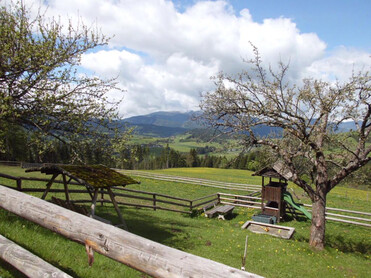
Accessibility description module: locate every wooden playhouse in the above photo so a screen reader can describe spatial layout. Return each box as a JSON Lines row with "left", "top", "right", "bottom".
{"left": 252, "top": 162, "right": 292, "bottom": 223}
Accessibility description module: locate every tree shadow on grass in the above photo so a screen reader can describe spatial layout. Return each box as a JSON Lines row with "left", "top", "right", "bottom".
{"left": 325, "top": 234, "right": 371, "bottom": 255}
{"left": 95, "top": 206, "right": 199, "bottom": 251}
{"left": 291, "top": 223, "right": 370, "bottom": 256}
{"left": 0, "top": 260, "right": 28, "bottom": 278}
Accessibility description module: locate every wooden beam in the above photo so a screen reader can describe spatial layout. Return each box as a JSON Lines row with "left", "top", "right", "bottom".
{"left": 90, "top": 188, "right": 99, "bottom": 218}
{"left": 62, "top": 174, "right": 70, "bottom": 203}
{"left": 0, "top": 234, "right": 72, "bottom": 278}
{"left": 0, "top": 185, "right": 262, "bottom": 278}
{"left": 107, "top": 187, "right": 128, "bottom": 231}
{"left": 41, "top": 173, "right": 58, "bottom": 200}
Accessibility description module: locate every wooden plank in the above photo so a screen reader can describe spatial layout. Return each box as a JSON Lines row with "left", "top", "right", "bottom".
{"left": 219, "top": 192, "right": 262, "bottom": 201}
{"left": 325, "top": 217, "right": 371, "bottom": 227}
{"left": 192, "top": 197, "right": 219, "bottom": 209}
{"left": 217, "top": 205, "right": 235, "bottom": 214}
{"left": 220, "top": 201, "right": 261, "bottom": 210}
{"left": 18, "top": 177, "right": 82, "bottom": 186}
{"left": 303, "top": 204, "right": 371, "bottom": 216}
{"left": 325, "top": 212, "right": 371, "bottom": 222}
{"left": 113, "top": 192, "right": 190, "bottom": 207}
{"left": 191, "top": 193, "right": 218, "bottom": 202}
{"left": 0, "top": 234, "right": 72, "bottom": 278}
{"left": 220, "top": 197, "right": 261, "bottom": 205}
{"left": 0, "top": 172, "right": 19, "bottom": 180}
{"left": 204, "top": 206, "right": 221, "bottom": 218}
{"left": 0, "top": 186, "right": 262, "bottom": 278}
{"left": 120, "top": 170, "right": 260, "bottom": 188}
{"left": 114, "top": 187, "right": 192, "bottom": 202}
{"left": 119, "top": 171, "right": 259, "bottom": 191}
{"left": 241, "top": 221, "right": 295, "bottom": 240}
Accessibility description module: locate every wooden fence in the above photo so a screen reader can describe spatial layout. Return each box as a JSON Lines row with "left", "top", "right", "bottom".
{"left": 1, "top": 172, "right": 370, "bottom": 227}
{"left": 0, "top": 185, "right": 262, "bottom": 278}
{"left": 218, "top": 192, "right": 371, "bottom": 228}
{"left": 120, "top": 170, "right": 261, "bottom": 192}
{"left": 0, "top": 172, "right": 220, "bottom": 214}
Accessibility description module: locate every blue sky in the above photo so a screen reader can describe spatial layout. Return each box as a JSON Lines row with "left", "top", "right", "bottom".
{"left": 18, "top": 0, "right": 371, "bottom": 117}
{"left": 177, "top": 0, "right": 371, "bottom": 50}
{"left": 232, "top": 0, "right": 370, "bottom": 51}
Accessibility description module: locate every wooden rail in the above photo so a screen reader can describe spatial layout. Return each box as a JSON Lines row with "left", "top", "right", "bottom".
{"left": 0, "top": 234, "right": 72, "bottom": 278}
{"left": 0, "top": 185, "right": 262, "bottom": 278}
{"left": 120, "top": 170, "right": 261, "bottom": 192}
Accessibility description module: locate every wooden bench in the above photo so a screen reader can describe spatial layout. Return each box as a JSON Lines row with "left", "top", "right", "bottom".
{"left": 204, "top": 204, "right": 235, "bottom": 220}
{"left": 202, "top": 201, "right": 218, "bottom": 214}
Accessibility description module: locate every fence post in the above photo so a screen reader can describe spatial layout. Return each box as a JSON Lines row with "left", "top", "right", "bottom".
{"left": 189, "top": 201, "right": 193, "bottom": 212}
{"left": 153, "top": 194, "right": 156, "bottom": 211}
{"left": 16, "top": 178, "right": 22, "bottom": 191}
{"left": 217, "top": 193, "right": 221, "bottom": 204}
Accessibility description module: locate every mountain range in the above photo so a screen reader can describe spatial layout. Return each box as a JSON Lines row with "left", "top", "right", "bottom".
{"left": 121, "top": 111, "right": 358, "bottom": 138}
{"left": 121, "top": 111, "right": 201, "bottom": 137}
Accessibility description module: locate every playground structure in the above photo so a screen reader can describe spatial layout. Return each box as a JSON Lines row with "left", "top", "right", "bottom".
{"left": 252, "top": 162, "right": 312, "bottom": 224}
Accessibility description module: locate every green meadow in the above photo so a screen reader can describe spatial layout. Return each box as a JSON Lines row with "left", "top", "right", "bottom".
{"left": 0, "top": 166, "right": 370, "bottom": 278}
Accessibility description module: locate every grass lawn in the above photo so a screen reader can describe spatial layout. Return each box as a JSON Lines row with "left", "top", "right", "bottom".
{"left": 0, "top": 166, "right": 370, "bottom": 278}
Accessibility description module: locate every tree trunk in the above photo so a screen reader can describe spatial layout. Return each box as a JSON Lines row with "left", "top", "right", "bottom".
{"left": 309, "top": 188, "right": 327, "bottom": 249}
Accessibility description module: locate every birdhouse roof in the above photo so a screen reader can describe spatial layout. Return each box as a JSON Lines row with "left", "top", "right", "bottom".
{"left": 252, "top": 161, "right": 292, "bottom": 181}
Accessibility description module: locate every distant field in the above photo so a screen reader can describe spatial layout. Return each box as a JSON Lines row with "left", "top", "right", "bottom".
{"left": 0, "top": 166, "right": 370, "bottom": 278}
{"left": 128, "top": 134, "right": 242, "bottom": 157}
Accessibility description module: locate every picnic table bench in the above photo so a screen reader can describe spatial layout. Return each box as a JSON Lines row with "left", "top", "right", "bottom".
{"left": 204, "top": 204, "right": 235, "bottom": 220}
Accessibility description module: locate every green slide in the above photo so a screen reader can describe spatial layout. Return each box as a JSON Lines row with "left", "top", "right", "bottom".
{"left": 283, "top": 192, "right": 312, "bottom": 220}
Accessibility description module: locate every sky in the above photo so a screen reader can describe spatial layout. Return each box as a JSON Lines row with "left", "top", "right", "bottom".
{"left": 14, "top": 0, "right": 371, "bottom": 117}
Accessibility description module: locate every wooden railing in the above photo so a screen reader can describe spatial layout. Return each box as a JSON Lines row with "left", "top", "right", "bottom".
{"left": 0, "top": 173, "right": 219, "bottom": 214}
{"left": 1, "top": 172, "right": 370, "bottom": 227}
{"left": 218, "top": 192, "right": 371, "bottom": 227}
{"left": 120, "top": 170, "right": 261, "bottom": 192}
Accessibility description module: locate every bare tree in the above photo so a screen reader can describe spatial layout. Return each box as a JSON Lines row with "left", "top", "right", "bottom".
{"left": 200, "top": 46, "right": 370, "bottom": 249}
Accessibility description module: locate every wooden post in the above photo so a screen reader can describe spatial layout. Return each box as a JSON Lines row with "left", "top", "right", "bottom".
{"left": 16, "top": 178, "right": 22, "bottom": 191}
{"left": 90, "top": 188, "right": 99, "bottom": 218}
{"left": 217, "top": 193, "right": 221, "bottom": 204}
{"left": 107, "top": 187, "right": 128, "bottom": 231}
{"left": 62, "top": 174, "right": 70, "bottom": 203}
{"left": 100, "top": 189, "right": 104, "bottom": 206}
{"left": 189, "top": 201, "right": 193, "bottom": 212}
{"left": 153, "top": 194, "right": 157, "bottom": 211}
{"left": 241, "top": 235, "right": 248, "bottom": 271}
{"left": 41, "top": 174, "right": 58, "bottom": 200}
{"left": 0, "top": 234, "right": 72, "bottom": 278}
{"left": 0, "top": 185, "right": 262, "bottom": 278}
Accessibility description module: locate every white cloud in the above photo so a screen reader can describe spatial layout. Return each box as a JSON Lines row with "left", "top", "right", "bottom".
{"left": 303, "top": 47, "right": 371, "bottom": 81}
{"left": 15, "top": 0, "right": 371, "bottom": 117}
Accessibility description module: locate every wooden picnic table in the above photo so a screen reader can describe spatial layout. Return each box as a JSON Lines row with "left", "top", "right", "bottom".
{"left": 204, "top": 204, "right": 235, "bottom": 220}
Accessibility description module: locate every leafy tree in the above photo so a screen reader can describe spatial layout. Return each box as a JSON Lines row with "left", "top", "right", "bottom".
{"left": 200, "top": 46, "right": 370, "bottom": 249}
{"left": 186, "top": 148, "right": 200, "bottom": 167}
{"left": 0, "top": 1, "right": 125, "bottom": 161}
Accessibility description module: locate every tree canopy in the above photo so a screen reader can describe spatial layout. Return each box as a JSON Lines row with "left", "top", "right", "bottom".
{"left": 200, "top": 46, "right": 370, "bottom": 249}
{"left": 0, "top": 1, "right": 124, "bottom": 161}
